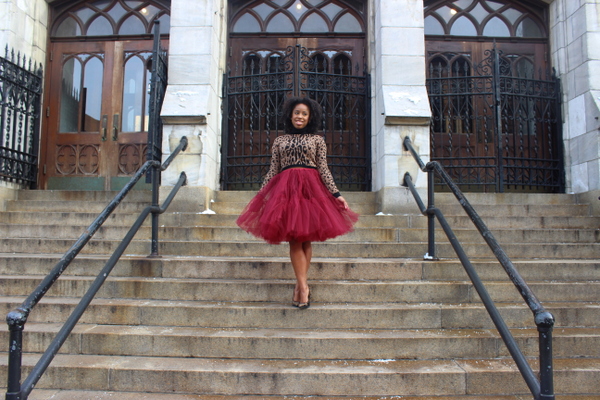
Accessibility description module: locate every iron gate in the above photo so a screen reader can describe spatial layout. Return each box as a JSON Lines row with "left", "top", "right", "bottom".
{"left": 222, "top": 44, "right": 370, "bottom": 191}
{"left": 0, "top": 47, "right": 43, "bottom": 188}
{"left": 427, "top": 47, "right": 564, "bottom": 193}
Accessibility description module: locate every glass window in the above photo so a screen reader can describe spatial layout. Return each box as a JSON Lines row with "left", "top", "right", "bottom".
{"left": 470, "top": 3, "right": 489, "bottom": 23}
{"left": 450, "top": 16, "right": 477, "bottom": 36}
{"left": 502, "top": 8, "right": 523, "bottom": 24}
{"left": 483, "top": 16, "right": 510, "bottom": 37}
{"left": 59, "top": 57, "right": 83, "bottom": 133}
{"left": 516, "top": 17, "right": 542, "bottom": 38}
{"left": 515, "top": 57, "right": 534, "bottom": 79}
{"left": 333, "top": 13, "right": 362, "bottom": 33}
{"left": 75, "top": 7, "right": 95, "bottom": 23}
{"left": 302, "top": 13, "right": 328, "bottom": 32}
{"left": 266, "top": 13, "right": 294, "bottom": 32}
{"left": 82, "top": 57, "right": 104, "bottom": 132}
{"left": 437, "top": 6, "right": 457, "bottom": 23}
{"left": 288, "top": 1, "right": 307, "bottom": 20}
{"left": 321, "top": 3, "right": 342, "bottom": 20}
{"left": 484, "top": 0, "right": 504, "bottom": 11}
{"left": 253, "top": 3, "right": 275, "bottom": 19}
{"left": 140, "top": 5, "right": 160, "bottom": 21}
{"left": 234, "top": 13, "right": 261, "bottom": 32}
{"left": 425, "top": 15, "right": 445, "bottom": 35}
{"left": 155, "top": 14, "right": 171, "bottom": 34}
{"left": 107, "top": 2, "right": 128, "bottom": 21}
{"left": 56, "top": 17, "right": 82, "bottom": 37}
{"left": 333, "top": 54, "right": 351, "bottom": 75}
{"left": 119, "top": 15, "right": 146, "bottom": 35}
{"left": 87, "top": 15, "right": 114, "bottom": 35}
{"left": 122, "top": 55, "right": 148, "bottom": 132}
{"left": 454, "top": 0, "right": 474, "bottom": 10}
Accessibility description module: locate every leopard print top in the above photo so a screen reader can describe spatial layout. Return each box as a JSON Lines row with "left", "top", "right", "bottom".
{"left": 261, "top": 133, "right": 341, "bottom": 197}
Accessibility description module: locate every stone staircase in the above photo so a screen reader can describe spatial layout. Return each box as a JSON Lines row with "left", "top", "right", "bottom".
{"left": 0, "top": 188, "right": 599, "bottom": 399}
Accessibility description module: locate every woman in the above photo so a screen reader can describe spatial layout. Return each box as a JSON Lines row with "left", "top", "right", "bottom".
{"left": 236, "top": 97, "right": 359, "bottom": 309}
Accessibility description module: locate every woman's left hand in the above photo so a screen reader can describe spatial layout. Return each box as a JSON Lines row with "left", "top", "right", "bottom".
{"left": 337, "top": 195, "right": 349, "bottom": 210}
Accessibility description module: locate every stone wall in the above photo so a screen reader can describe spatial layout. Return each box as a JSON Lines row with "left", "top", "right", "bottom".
{"left": 550, "top": 0, "right": 600, "bottom": 193}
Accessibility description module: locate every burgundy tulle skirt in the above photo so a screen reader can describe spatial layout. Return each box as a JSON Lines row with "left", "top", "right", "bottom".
{"left": 236, "top": 168, "right": 359, "bottom": 244}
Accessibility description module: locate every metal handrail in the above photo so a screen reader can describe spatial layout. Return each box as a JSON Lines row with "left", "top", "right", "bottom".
{"left": 5, "top": 136, "right": 188, "bottom": 400}
{"left": 403, "top": 136, "right": 555, "bottom": 400}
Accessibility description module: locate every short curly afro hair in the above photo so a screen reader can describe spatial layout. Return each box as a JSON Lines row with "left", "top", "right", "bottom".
{"left": 282, "top": 97, "right": 323, "bottom": 134}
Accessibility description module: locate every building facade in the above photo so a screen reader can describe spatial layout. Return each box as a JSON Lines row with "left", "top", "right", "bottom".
{"left": 0, "top": 0, "right": 598, "bottom": 212}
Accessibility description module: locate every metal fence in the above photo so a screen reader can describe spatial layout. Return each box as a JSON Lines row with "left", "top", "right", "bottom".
{"left": 0, "top": 46, "right": 43, "bottom": 187}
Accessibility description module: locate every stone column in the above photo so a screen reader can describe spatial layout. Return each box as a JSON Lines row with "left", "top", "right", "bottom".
{"left": 372, "top": 0, "right": 431, "bottom": 214}
{"left": 550, "top": 0, "right": 600, "bottom": 194}
{"left": 160, "top": 0, "right": 227, "bottom": 210}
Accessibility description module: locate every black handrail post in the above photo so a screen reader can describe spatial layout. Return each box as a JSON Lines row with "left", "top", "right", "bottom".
{"left": 5, "top": 310, "right": 25, "bottom": 400}
{"left": 149, "top": 163, "right": 160, "bottom": 257}
{"left": 537, "top": 311, "right": 555, "bottom": 400}
{"left": 426, "top": 169, "right": 437, "bottom": 259}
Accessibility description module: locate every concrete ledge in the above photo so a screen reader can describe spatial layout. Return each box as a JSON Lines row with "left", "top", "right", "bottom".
{"left": 159, "top": 185, "right": 215, "bottom": 213}
{"left": 375, "top": 186, "right": 424, "bottom": 215}
{"left": 0, "top": 184, "right": 19, "bottom": 211}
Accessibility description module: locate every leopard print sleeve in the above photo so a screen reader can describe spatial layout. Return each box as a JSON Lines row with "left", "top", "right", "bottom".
{"left": 260, "top": 137, "right": 282, "bottom": 190}
{"left": 315, "top": 135, "right": 341, "bottom": 197}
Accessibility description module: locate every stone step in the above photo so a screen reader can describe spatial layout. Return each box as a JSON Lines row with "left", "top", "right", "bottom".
{"left": 1, "top": 238, "right": 598, "bottom": 259}
{"left": 2, "top": 210, "right": 599, "bottom": 231}
{"left": 26, "top": 391, "right": 580, "bottom": 400}
{"left": 1, "top": 297, "right": 596, "bottom": 329}
{"left": 2, "top": 223, "right": 598, "bottom": 244}
{"left": 1, "top": 254, "right": 598, "bottom": 282}
{"left": 435, "top": 203, "right": 591, "bottom": 217}
{"left": 1, "top": 323, "right": 597, "bottom": 360}
{"left": 5, "top": 200, "right": 150, "bottom": 213}
{"left": 0, "top": 354, "right": 597, "bottom": 396}
{"left": 16, "top": 190, "right": 153, "bottom": 202}
{"left": 2, "top": 276, "right": 599, "bottom": 304}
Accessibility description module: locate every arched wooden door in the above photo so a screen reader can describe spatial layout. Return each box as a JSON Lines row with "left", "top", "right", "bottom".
{"left": 40, "top": 0, "right": 170, "bottom": 190}
{"left": 424, "top": 0, "right": 563, "bottom": 192}
{"left": 222, "top": 0, "right": 370, "bottom": 191}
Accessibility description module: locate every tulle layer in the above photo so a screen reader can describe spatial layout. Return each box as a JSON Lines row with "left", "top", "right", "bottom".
{"left": 236, "top": 168, "right": 359, "bottom": 244}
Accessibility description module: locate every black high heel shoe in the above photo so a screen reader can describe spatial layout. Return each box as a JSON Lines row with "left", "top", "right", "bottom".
{"left": 297, "top": 289, "right": 311, "bottom": 310}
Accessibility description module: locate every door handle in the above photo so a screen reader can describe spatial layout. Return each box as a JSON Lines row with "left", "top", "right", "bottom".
{"left": 112, "top": 114, "right": 120, "bottom": 141}
{"left": 101, "top": 115, "right": 108, "bottom": 141}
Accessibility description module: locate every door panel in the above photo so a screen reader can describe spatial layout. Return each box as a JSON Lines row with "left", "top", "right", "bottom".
{"left": 42, "top": 40, "right": 164, "bottom": 190}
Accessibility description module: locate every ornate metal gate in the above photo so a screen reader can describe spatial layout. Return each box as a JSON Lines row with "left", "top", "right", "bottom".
{"left": 427, "top": 47, "right": 564, "bottom": 192}
{"left": 222, "top": 44, "right": 370, "bottom": 191}
{"left": 0, "top": 47, "right": 42, "bottom": 188}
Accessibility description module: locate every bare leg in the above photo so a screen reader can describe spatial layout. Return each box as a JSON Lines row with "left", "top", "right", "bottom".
{"left": 290, "top": 240, "right": 312, "bottom": 305}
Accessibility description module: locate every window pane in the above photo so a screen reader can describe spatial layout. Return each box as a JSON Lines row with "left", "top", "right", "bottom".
{"left": 82, "top": 57, "right": 104, "bottom": 132}
{"left": 156, "top": 14, "right": 171, "bottom": 34}
{"left": 56, "top": 17, "right": 82, "bottom": 37}
{"left": 140, "top": 5, "right": 160, "bottom": 21}
{"left": 288, "top": 1, "right": 307, "bottom": 20}
{"left": 515, "top": 58, "right": 534, "bottom": 78}
{"left": 321, "top": 3, "right": 342, "bottom": 20}
{"left": 119, "top": 15, "right": 146, "bottom": 35}
{"left": 484, "top": 0, "right": 504, "bottom": 11}
{"left": 234, "top": 13, "right": 261, "bottom": 32}
{"left": 334, "top": 13, "right": 361, "bottom": 33}
{"left": 516, "top": 17, "right": 542, "bottom": 38}
{"left": 483, "top": 16, "right": 510, "bottom": 37}
{"left": 450, "top": 16, "right": 477, "bottom": 36}
{"left": 302, "top": 13, "right": 328, "bottom": 32}
{"left": 470, "top": 3, "right": 489, "bottom": 23}
{"left": 425, "top": 15, "right": 445, "bottom": 35}
{"left": 454, "top": 0, "right": 474, "bottom": 9}
{"left": 266, "top": 13, "right": 294, "bottom": 32}
{"left": 75, "top": 7, "right": 95, "bottom": 24}
{"left": 437, "top": 6, "right": 457, "bottom": 23}
{"left": 253, "top": 3, "right": 275, "bottom": 19}
{"left": 59, "top": 58, "right": 82, "bottom": 133}
{"left": 87, "top": 16, "right": 114, "bottom": 35}
{"left": 122, "top": 56, "right": 146, "bottom": 132}
{"left": 502, "top": 8, "right": 523, "bottom": 24}
{"left": 107, "top": 2, "right": 127, "bottom": 21}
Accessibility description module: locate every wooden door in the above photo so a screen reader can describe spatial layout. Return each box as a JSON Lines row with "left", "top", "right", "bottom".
{"left": 41, "top": 39, "right": 163, "bottom": 190}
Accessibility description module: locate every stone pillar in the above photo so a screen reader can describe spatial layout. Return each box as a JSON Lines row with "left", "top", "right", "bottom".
{"left": 372, "top": 0, "right": 431, "bottom": 214}
{"left": 160, "top": 0, "right": 227, "bottom": 210}
{"left": 550, "top": 0, "right": 600, "bottom": 194}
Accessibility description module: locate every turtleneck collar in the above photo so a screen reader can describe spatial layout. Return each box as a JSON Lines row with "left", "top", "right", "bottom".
{"left": 290, "top": 127, "right": 310, "bottom": 135}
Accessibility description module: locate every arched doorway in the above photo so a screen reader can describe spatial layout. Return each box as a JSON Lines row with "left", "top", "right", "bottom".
{"left": 40, "top": 0, "right": 170, "bottom": 190}
{"left": 222, "top": 0, "right": 370, "bottom": 191}
{"left": 424, "top": 0, "right": 564, "bottom": 192}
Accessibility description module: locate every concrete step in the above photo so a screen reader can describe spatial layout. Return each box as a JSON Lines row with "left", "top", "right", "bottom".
{"left": 27, "top": 391, "right": 588, "bottom": 400}
{"left": 2, "top": 210, "right": 598, "bottom": 231}
{"left": 2, "top": 276, "right": 599, "bottom": 304}
{"left": 2, "top": 255, "right": 599, "bottom": 282}
{"left": 1, "top": 323, "right": 597, "bottom": 360}
{"left": 5, "top": 200, "right": 149, "bottom": 213}
{"left": 2, "top": 223, "right": 598, "bottom": 244}
{"left": 1, "top": 297, "right": 597, "bottom": 329}
{"left": 1, "top": 238, "right": 598, "bottom": 259}
{"left": 435, "top": 203, "right": 591, "bottom": 217}
{"left": 0, "top": 354, "right": 597, "bottom": 396}
{"left": 16, "top": 190, "right": 152, "bottom": 202}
